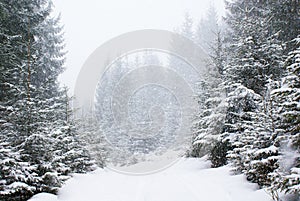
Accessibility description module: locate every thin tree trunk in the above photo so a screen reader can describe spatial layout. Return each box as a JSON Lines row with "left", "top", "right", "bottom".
{"left": 26, "top": 17, "right": 32, "bottom": 134}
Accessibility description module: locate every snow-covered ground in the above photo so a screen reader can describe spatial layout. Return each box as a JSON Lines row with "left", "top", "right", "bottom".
{"left": 29, "top": 157, "right": 272, "bottom": 201}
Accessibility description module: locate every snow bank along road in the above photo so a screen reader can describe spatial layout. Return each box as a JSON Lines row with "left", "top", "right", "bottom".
{"left": 30, "top": 158, "right": 272, "bottom": 201}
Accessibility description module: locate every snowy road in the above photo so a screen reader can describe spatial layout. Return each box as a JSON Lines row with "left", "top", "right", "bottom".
{"left": 30, "top": 158, "right": 272, "bottom": 201}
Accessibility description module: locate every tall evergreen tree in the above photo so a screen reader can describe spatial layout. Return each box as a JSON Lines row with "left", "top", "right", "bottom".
{"left": 262, "top": 0, "right": 299, "bottom": 54}
{"left": 78, "top": 106, "right": 108, "bottom": 168}
{"left": 220, "top": 0, "right": 284, "bottom": 187}
{"left": 224, "top": 0, "right": 284, "bottom": 95}
{"left": 0, "top": 1, "right": 95, "bottom": 200}
{"left": 195, "top": 3, "right": 219, "bottom": 54}
{"left": 190, "top": 25, "right": 227, "bottom": 160}
{"left": 269, "top": 36, "right": 300, "bottom": 200}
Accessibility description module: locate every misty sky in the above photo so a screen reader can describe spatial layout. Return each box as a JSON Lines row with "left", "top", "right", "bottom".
{"left": 52, "top": 0, "right": 225, "bottom": 93}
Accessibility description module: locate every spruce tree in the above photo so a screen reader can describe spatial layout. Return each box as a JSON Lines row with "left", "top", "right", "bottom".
{"left": 270, "top": 37, "right": 300, "bottom": 200}
{"left": 195, "top": 4, "right": 219, "bottom": 54}
{"left": 191, "top": 28, "right": 227, "bottom": 160}
{"left": 0, "top": 1, "right": 96, "bottom": 199}
{"left": 222, "top": 0, "right": 283, "bottom": 185}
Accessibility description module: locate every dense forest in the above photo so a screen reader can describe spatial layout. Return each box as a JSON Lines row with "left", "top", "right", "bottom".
{"left": 0, "top": 0, "right": 299, "bottom": 201}
{"left": 0, "top": 1, "right": 95, "bottom": 200}
{"left": 189, "top": 1, "right": 299, "bottom": 200}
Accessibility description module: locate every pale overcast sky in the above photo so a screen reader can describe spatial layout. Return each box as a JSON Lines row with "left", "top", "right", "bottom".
{"left": 52, "top": 0, "right": 225, "bottom": 93}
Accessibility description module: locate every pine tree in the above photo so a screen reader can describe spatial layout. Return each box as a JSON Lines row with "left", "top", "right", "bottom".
{"left": 78, "top": 106, "right": 108, "bottom": 168}
{"left": 189, "top": 7, "right": 231, "bottom": 166}
{"left": 269, "top": 37, "right": 300, "bottom": 200}
{"left": 224, "top": 0, "right": 284, "bottom": 95}
{"left": 191, "top": 28, "right": 227, "bottom": 159}
{"left": 170, "top": 12, "right": 197, "bottom": 73}
{"left": 221, "top": 0, "right": 284, "bottom": 186}
{"left": 0, "top": 1, "right": 52, "bottom": 199}
{"left": 195, "top": 3, "right": 219, "bottom": 54}
{"left": 179, "top": 12, "right": 194, "bottom": 41}
{"left": 0, "top": 1, "right": 96, "bottom": 199}
{"left": 262, "top": 0, "right": 299, "bottom": 54}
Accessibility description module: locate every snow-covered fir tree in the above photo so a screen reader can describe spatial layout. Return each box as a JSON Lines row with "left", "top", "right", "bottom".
{"left": 186, "top": 0, "right": 299, "bottom": 192}
{"left": 269, "top": 36, "right": 300, "bottom": 201}
{"left": 223, "top": 0, "right": 284, "bottom": 95}
{"left": 0, "top": 1, "right": 95, "bottom": 200}
{"left": 78, "top": 105, "right": 108, "bottom": 168}
{"left": 190, "top": 22, "right": 227, "bottom": 161}
{"left": 195, "top": 3, "right": 220, "bottom": 54}
{"left": 217, "top": 0, "right": 285, "bottom": 187}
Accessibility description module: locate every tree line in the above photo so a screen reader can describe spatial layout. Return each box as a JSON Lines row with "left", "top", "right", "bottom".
{"left": 0, "top": 1, "right": 95, "bottom": 200}
{"left": 188, "top": 1, "right": 299, "bottom": 200}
